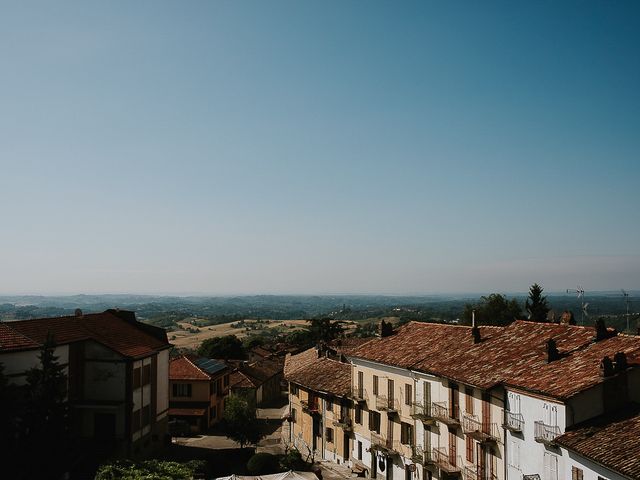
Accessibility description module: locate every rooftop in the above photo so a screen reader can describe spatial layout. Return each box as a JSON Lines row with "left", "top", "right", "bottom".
{"left": 284, "top": 347, "right": 351, "bottom": 397}
{"left": 170, "top": 355, "right": 227, "bottom": 381}
{"left": 555, "top": 403, "right": 640, "bottom": 479}
{"left": 0, "top": 310, "right": 169, "bottom": 358}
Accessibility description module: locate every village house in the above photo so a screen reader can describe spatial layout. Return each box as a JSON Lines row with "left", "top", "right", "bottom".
{"left": 229, "top": 355, "right": 284, "bottom": 406}
{"left": 168, "top": 355, "right": 230, "bottom": 434}
{"left": 0, "top": 309, "right": 171, "bottom": 460}
{"left": 284, "top": 345, "right": 354, "bottom": 465}
{"left": 283, "top": 320, "right": 640, "bottom": 480}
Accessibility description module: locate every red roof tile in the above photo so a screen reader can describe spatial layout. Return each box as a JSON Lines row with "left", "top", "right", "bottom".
{"left": 170, "top": 356, "right": 211, "bottom": 381}
{"left": 0, "top": 323, "right": 40, "bottom": 351}
{"left": 285, "top": 347, "right": 351, "bottom": 397}
{"left": 2, "top": 311, "right": 169, "bottom": 358}
{"left": 556, "top": 404, "right": 640, "bottom": 479}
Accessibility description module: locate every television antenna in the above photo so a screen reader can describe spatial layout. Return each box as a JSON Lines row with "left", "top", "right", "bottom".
{"left": 566, "top": 286, "right": 588, "bottom": 324}
{"left": 622, "top": 289, "right": 632, "bottom": 332}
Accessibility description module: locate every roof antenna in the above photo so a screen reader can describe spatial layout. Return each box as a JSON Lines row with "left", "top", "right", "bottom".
{"left": 622, "top": 289, "right": 632, "bottom": 332}
{"left": 566, "top": 286, "right": 588, "bottom": 324}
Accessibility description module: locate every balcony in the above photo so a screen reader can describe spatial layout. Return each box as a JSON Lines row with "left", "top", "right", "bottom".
{"left": 411, "top": 401, "right": 436, "bottom": 425}
{"left": 411, "top": 445, "right": 435, "bottom": 465}
{"left": 464, "top": 466, "right": 497, "bottom": 480}
{"left": 375, "top": 395, "right": 399, "bottom": 413}
{"left": 301, "top": 398, "right": 320, "bottom": 415}
{"left": 333, "top": 416, "right": 354, "bottom": 433}
{"left": 462, "top": 413, "right": 500, "bottom": 443}
{"left": 370, "top": 432, "right": 400, "bottom": 456}
{"left": 503, "top": 411, "right": 524, "bottom": 433}
{"left": 534, "top": 421, "right": 561, "bottom": 445}
{"left": 349, "top": 386, "right": 368, "bottom": 403}
{"left": 522, "top": 476, "right": 541, "bottom": 480}
{"left": 432, "top": 447, "right": 462, "bottom": 474}
{"left": 432, "top": 401, "right": 461, "bottom": 427}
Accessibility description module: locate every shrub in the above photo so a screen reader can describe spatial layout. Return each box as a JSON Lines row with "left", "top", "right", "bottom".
{"left": 246, "top": 453, "right": 281, "bottom": 475}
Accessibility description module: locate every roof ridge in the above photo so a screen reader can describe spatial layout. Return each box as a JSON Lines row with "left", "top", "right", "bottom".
{"left": 183, "top": 355, "right": 210, "bottom": 378}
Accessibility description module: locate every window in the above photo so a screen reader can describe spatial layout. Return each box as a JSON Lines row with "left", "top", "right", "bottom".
{"left": 325, "top": 427, "right": 334, "bottom": 443}
{"left": 291, "top": 384, "right": 299, "bottom": 396}
{"left": 368, "top": 411, "right": 381, "bottom": 433}
{"left": 132, "top": 409, "right": 141, "bottom": 432}
{"left": 142, "top": 405, "right": 150, "bottom": 427}
{"left": 133, "top": 367, "right": 141, "bottom": 389}
{"left": 216, "top": 379, "right": 222, "bottom": 393}
{"left": 450, "top": 383, "right": 459, "bottom": 419}
{"left": 449, "top": 431, "right": 457, "bottom": 467}
{"left": 212, "top": 380, "right": 218, "bottom": 395}
{"left": 326, "top": 398, "right": 332, "bottom": 412}
{"left": 465, "top": 387, "right": 474, "bottom": 414}
{"left": 172, "top": 383, "right": 192, "bottom": 397}
{"left": 544, "top": 452, "right": 558, "bottom": 480}
{"left": 466, "top": 436, "right": 474, "bottom": 462}
{"left": 212, "top": 406, "right": 217, "bottom": 419}
{"left": 509, "top": 440, "right": 520, "bottom": 468}
{"left": 572, "top": 467, "right": 584, "bottom": 480}
{"left": 355, "top": 405, "right": 362, "bottom": 424}
{"left": 357, "top": 441, "right": 362, "bottom": 460}
{"left": 224, "top": 374, "right": 229, "bottom": 387}
{"left": 291, "top": 408, "right": 297, "bottom": 422}
{"left": 142, "top": 364, "right": 151, "bottom": 385}
{"left": 400, "top": 422, "right": 413, "bottom": 445}
{"left": 373, "top": 375, "right": 379, "bottom": 395}
{"left": 405, "top": 384, "right": 412, "bottom": 406}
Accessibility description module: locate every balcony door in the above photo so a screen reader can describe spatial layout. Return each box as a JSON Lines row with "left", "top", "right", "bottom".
{"left": 388, "top": 379, "right": 394, "bottom": 407}
{"left": 481, "top": 393, "right": 490, "bottom": 434}
{"left": 450, "top": 384, "right": 459, "bottom": 420}
{"left": 423, "top": 382, "right": 431, "bottom": 407}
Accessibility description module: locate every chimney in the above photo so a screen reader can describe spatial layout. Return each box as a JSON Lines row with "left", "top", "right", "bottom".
{"left": 600, "top": 356, "right": 614, "bottom": 377}
{"left": 546, "top": 338, "right": 560, "bottom": 362}
{"left": 74, "top": 308, "right": 83, "bottom": 318}
{"left": 472, "top": 310, "right": 476, "bottom": 328}
{"left": 613, "top": 352, "right": 628, "bottom": 373}
{"left": 595, "top": 319, "right": 609, "bottom": 342}
{"left": 471, "top": 326, "right": 481, "bottom": 344}
{"left": 379, "top": 320, "right": 393, "bottom": 338}
{"left": 560, "top": 310, "right": 575, "bottom": 325}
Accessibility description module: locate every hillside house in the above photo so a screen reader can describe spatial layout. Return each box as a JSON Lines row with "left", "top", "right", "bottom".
{"left": 169, "top": 355, "right": 230, "bottom": 434}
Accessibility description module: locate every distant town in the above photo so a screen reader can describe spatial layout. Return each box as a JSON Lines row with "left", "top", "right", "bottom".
{"left": 1, "top": 286, "right": 639, "bottom": 479}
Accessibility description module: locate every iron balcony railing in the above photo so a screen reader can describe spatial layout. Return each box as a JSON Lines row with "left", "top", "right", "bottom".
{"left": 411, "top": 401, "right": 436, "bottom": 424}
{"left": 522, "top": 475, "right": 541, "bottom": 480}
{"left": 411, "top": 445, "right": 435, "bottom": 465}
{"left": 534, "top": 421, "right": 561, "bottom": 445}
{"left": 375, "top": 395, "right": 399, "bottom": 413}
{"left": 432, "top": 401, "right": 461, "bottom": 427}
{"left": 461, "top": 413, "right": 501, "bottom": 443}
{"left": 503, "top": 411, "right": 524, "bottom": 433}
{"left": 370, "top": 432, "right": 400, "bottom": 456}
{"left": 432, "top": 447, "right": 462, "bottom": 474}
{"left": 349, "top": 386, "right": 368, "bottom": 403}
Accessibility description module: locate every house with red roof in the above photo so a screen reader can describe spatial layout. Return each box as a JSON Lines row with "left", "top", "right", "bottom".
{"left": 169, "top": 355, "right": 230, "bottom": 434}
{"left": 0, "top": 309, "right": 171, "bottom": 460}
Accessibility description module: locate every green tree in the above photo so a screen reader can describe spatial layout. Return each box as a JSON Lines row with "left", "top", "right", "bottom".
{"left": 307, "top": 318, "right": 345, "bottom": 342}
{"left": 220, "top": 394, "right": 265, "bottom": 448}
{"left": 197, "top": 335, "right": 247, "bottom": 359}
{"left": 95, "top": 459, "right": 205, "bottom": 480}
{"left": 525, "top": 283, "right": 550, "bottom": 322}
{"left": 463, "top": 294, "right": 522, "bottom": 326}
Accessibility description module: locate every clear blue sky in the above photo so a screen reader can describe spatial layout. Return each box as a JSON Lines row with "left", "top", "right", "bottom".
{"left": 1, "top": 1, "right": 639, "bottom": 295}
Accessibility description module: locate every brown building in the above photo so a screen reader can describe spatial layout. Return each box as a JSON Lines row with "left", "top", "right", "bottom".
{"left": 0, "top": 309, "right": 171, "bottom": 461}
{"left": 284, "top": 345, "right": 355, "bottom": 466}
{"left": 229, "top": 356, "right": 284, "bottom": 406}
{"left": 169, "top": 355, "right": 230, "bottom": 434}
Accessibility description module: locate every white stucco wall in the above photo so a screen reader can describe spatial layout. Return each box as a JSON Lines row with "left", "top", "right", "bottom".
{"left": 0, "top": 345, "right": 69, "bottom": 385}
{"left": 561, "top": 447, "right": 627, "bottom": 480}
{"left": 156, "top": 349, "right": 169, "bottom": 419}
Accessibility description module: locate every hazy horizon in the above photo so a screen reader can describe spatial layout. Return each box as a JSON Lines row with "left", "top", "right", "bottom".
{"left": 2, "top": 2, "right": 639, "bottom": 295}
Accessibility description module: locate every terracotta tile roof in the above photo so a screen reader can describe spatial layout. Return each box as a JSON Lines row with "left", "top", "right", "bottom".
{"left": 170, "top": 355, "right": 226, "bottom": 381}
{"left": 286, "top": 356, "right": 351, "bottom": 397}
{"left": 230, "top": 370, "right": 260, "bottom": 389}
{"left": 284, "top": 347, "right": 319, "bottom": 377}
{"left": 328, "top": 337, "right": 374, "bottom": 355}
{"left": 2, "top": 311, "right": 169, "bottom": 358}
{"left": 0, "top": 323, "right": 40, "bottom": 351}
{"left": 349, "top": 322, "right": 502, "bottom": 370}
{"left": 285, "top": 347, "right": 351, "bottom": 397}
{"left": 349, "top": 320, "right": 640, "bottom": 400}
{"left": 556, "top": 403, "right": 640, "bottom": 479}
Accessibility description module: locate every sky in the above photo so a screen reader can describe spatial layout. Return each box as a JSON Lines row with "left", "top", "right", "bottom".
{"left": 1, "top": 1, "right": 639, "bottom": 295}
